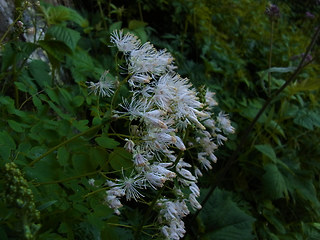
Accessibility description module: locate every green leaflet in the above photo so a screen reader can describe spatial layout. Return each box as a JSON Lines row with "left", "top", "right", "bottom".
{"left": 95, "top": 136, "right": 120, "bottom": 149}
{"left": 47, "top": 25, "right": 81, "bottom": 51}
{"left": 199, "top": 188, "right": 256, "bottom": 240}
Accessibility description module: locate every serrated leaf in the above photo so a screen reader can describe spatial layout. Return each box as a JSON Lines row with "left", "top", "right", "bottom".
{"left": 47, "top": 25, "right": 81, "bottom": 51}
{"left": 262, "top": 164, "right": 288, "bottom": 199}
{"left": 255, "top": 144, "right": 277, "bottom": 163}
{"left": 45, "top": 5, "right": 88, "bottom": 27}
{"left": 95, "top": 136, "right": 119, "bottom": 149}
{"left": 109, "top": 148, "right": 132, "bottom": 171}
{"left": 200, "top": 188, "right": 256, "bottom": 240}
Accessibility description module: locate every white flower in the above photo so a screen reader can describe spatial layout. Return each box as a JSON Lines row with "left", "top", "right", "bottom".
{"left": 110, "top": 30, "right": 141, "bottom": 53}
{"left": 88, "top": 178, "right": 95, "bottom": 186}
{"left": 128, "top": 42, "right": 174, "bottom": 76}
{"left": 197, "top": 152, "right": 212, "bottom": 170}
{"left": 189, "top": 182, "right": 200, "bottom": 197}
{"left": 217, "top": 112, "right": 235, "bottom": 134}
{"left": 87, "top": 70, "right": 115, "bottom": 97}
{"left": 205, "top": 90, "right": 218, "bottom": 107}
{"left": 104, "top": 184, "right": 125, "bottom": 215}
{"left": 128, "top": 74, "right": 151, "bottom": 87}
{"left": 216, "top": 134, "right": 227, "bottom": 145}
{"left": 194, "top": 167, "right": 203, "bottom": 178}
{"left": 124, "top": 138, "right": 135, "bottom": 153}
{"left": 189, "top": 193, "right": 202, "bottom": 210}
{"left": 142, "top": 162, "right": 176, "bottom": 189}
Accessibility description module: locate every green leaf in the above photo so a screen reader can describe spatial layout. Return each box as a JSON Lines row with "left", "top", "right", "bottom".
{"left": 72, "top": 96, "right": 85, "bottom": 107}
{"left": 57, "top": 146, "right": 69, "bottom": 167}
{"left": 38, "top": 39, "right": 72, "bottom": 62}
{"left": 47, "top": 25, "right": 81, "bottom": 51}
{"left": 255, "top": 144, "right": 277, "bottom": 163}
{"left": 8, "top": 120, "right": 27, "bottom": 133}
{"left": 109, "top": 21, "right": 122, "bottom": 33}
{"left": 109, "top": 148, "right": 132, "bottom": 171}
{"left": 37, "top": 200, "right": 58, "bottom": 211}
{"left": 265, "top": 67, "right": 297, "bottom": 73}
{"left": 128, "top": 20, "right": 148, "bottom": 30}
{"left": 72, "top": 153, "right": 96, "bottom": 174}
{"left": 1, "top": 41, "right": 38, "bottom": 72}
{"left": 95, "top": 136, "right": 119, "bottom": 149}
{"left": 29, "top": 60, "right": 52, "bottom": 88}
{"left": 45, "top": 5, "right": 88, "bottom": 27}
{"left": 0, "top": 131, "right": 16, "bottom": 162}
{"left": 262, "top": 164, "right": 288, "bottom": 199}
{"left": 200, "top": 188, "right": 255, "bottom": 240}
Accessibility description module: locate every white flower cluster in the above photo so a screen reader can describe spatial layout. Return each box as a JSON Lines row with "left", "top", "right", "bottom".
{"left": 93, "top": 30, "right": 234, "bottom": 239}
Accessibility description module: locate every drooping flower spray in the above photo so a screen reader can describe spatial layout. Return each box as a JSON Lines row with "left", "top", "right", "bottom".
{"left": 88, "top": 30, "right": 234, "bottom": 240}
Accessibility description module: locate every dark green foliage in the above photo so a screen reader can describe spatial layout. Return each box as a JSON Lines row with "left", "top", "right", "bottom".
{"left": 0, "top": 0, "right": 320, "bottom": 239}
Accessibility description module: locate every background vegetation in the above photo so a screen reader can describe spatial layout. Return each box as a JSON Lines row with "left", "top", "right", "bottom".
{"left": 1, "top": 0, "right": 320, "bottom": 239}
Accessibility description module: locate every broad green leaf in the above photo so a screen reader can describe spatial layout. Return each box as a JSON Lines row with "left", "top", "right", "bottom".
{"left": 95, "top": 136, "right": 119, "bottom": 149}
{"left": 109, "top": 147, "right": 132, "bottom": 171}
{"left": 0, "top": 131, "right": 16, "bottom": 161}
{"left": 262, "top": 164, "right": 288, "bottom": 200}
{"left": 200, "top": 188, "right": 256, "bottom": 240}
{"left": 38, "top": 39, "right": 72, "bottom": 62}
{"left": 44, "top": 5, "right": 88, "bottom": 27}
{"left": 89, "top": 147, "right": 108, "bottom": 169}
{"left": 255, "top": 144, "right": 277, "bottom": 163}
{"left": 29, "top": 60, "right": 52, "bottom": 88}
{"left": 293, "top": 110, "right": 317, "bottom": 130}
{"left": 87, "top": 202, "right": 113, "bottom": 230}
{"left": 47, "top": 25, "right": 81, "bottom": 51}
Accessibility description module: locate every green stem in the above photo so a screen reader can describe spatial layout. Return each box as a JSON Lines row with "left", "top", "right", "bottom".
{"left": 83, "top": 186, "right": 108, "bottom": 198}
{"left": 268, "top": 20, "right": 274, "bottom": 95}
{"left": 97, "top": 0, "right": 108, "bottom": 30}
{"left": 107, "top": 223, "right": 133, "bottom": 229}
{"left": 29, "top": 124, "right": 102, "bottom": 166}
{"left": 137, "top": 1, "right": 144, "bottom": 22}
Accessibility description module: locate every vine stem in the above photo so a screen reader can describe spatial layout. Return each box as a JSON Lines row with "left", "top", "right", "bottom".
{"left": 190, "top": 25, "right": 320, "bottom": 222}
{"left": 268, "top": 20, "right": 274, "bottom": 95}
{"left": 29, "top": 124, "right": 102, "bottom": 167}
